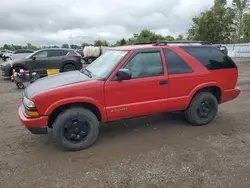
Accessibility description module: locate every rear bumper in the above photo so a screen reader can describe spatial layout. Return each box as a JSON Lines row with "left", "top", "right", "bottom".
{"left": 221, "top": 87, "right": 241, "bottom": 103}
{"left": 18, "top": 105, "right": 48, "bottom": 135}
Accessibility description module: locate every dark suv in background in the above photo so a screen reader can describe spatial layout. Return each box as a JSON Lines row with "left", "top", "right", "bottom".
{"left": 0, "top": 48, "right": 83, "bottom": 77}
{"left": 13, "top": 49, "right": 34, "bottom": 54}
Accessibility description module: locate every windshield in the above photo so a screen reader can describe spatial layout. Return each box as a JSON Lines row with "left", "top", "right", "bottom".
{"left": 85, "top": 50, "right": 128, "bottom": 78}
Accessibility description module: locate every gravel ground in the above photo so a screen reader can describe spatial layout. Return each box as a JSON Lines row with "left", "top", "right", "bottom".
{"left": 0, "top": 59, "right": 250, "bottom": 188}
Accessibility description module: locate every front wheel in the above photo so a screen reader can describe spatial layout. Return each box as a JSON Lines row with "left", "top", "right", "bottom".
{"left": 185, "top": 92, "right": 218, "bottom": 126}
{"left": 52, "top": 108, "right": 99, "bottom": 151}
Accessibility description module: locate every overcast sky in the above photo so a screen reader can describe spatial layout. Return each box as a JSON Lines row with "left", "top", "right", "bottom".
{"left": 0, "top": 0, "right": 222, "bottom": 46}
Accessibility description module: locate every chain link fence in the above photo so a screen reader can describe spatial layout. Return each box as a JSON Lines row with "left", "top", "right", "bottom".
{"left": 224, "top": 43, "right": 250, "bottom": 58}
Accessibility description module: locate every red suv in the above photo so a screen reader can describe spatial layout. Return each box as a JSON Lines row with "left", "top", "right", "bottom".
{"left": 18, "top": 41, "right": 240, "bottom": 151}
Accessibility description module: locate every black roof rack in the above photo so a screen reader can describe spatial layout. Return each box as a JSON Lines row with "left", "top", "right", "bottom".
{"left": 135, "top": 42, "right": 156, "bottom": 45}
{"left": 134, "top": 40, "right": 213, "bottom": 46}
{"left": 152, "top": 40, "right": 213, "bottom": 46}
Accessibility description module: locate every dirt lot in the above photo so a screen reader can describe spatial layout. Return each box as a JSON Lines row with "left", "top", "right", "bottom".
{"left": 0, "top": 59, "right": 250, "bottom": 188}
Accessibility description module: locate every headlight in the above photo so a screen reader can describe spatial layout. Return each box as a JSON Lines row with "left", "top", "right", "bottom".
{"left": 23, "top": 97, "right": 35, "bottom": 109}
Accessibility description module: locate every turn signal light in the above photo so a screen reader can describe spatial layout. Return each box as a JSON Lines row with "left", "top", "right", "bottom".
{"left": 25, "top": 110, "right": 39, "bottom": 117}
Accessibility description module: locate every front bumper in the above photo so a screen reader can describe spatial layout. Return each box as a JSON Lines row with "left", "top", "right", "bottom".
{"left": 221, "top": 87, "right": 241, "bottom": 103}
{"left": 18, "top": 105, "right": 48, "bottom": 135}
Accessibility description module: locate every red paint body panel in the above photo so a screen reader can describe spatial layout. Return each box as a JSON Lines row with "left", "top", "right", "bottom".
{"left": 221, "top": 87, "right": 241, "bottom": 103}
{"left": 19, "top": 44, "right": 241, "bottom": 129}
{"left": 18, "top": 106, "right": 48, "bottom": 128}
{"left": 31, "top": 80, "right": 108, "bottom": 121}
{"left": 105, "top": 76, "right": 169, "bottom": 121}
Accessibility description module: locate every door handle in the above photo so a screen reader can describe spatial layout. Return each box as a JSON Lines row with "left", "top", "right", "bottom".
{"left": 159, "top": 80, "right": 168, "bottom": 85}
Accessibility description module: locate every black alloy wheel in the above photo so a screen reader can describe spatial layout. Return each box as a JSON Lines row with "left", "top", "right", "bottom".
{"left": 52, "top": 108, "right": 100, "bottom": 151}
{"left": 185, "top": 92, "right": 218, "bottom": 126}
{"left": 197, "top": 99, "right": 215, "bottom": 119}
{"left": 63, "top": 118, "right": 90, "bottom": 143}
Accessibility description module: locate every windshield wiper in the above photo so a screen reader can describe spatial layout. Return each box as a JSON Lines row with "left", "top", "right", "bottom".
{"left": 81, "top": 68, "right": 92, "bottom": 78}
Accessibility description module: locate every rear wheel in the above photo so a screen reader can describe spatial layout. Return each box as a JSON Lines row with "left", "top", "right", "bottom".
{"left": 185, "top": 92, "right": 218, "bottom": 126}
{"left": 52, "top": 108, "right": 99, "bottom": 151}
{"left": 63, "top": 64, "right": 76, "bottom": 72}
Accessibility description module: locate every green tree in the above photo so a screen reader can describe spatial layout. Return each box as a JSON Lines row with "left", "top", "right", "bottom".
{"left": 125, "top": 29, "right": 166, "bottom": 45}
{"left": 81, "top": 42, "right": 92, "bottom": 47}
{"left": 70, "top": 44, "right": 79, "bottom": 49}
{"left": 165, "top": 35, "right": 175, "bottom": 41}
{"left": 232, "top": 0, "right": 249, "bottom": 41}
{"left": 61, "top": 44, "right": 69, "bottom": 48}
{"left": 214, "top": 0, "right": 227, "bottom": 6}
{"left": 135, "top": 29, "right": 165, "bottom": 43}
{"left": 242, "top": 13, "right": 250, "bottom": 41}
{"left": 94, "top": 40, "right": 109, "bottom": 46}
{"left": 3, "top": 44, "right": 10, "bottom": 50}
{"left": 115, "top": 38, "right": 127, "bottom": 46}
{"left": 176, "top": 34, "right": 184, "bottom": 40}
{"left": 26, "top": 43, "right": 38, "bottom": 50}
{"left": 188, "top": 0, "right": 236, "bottom": 43}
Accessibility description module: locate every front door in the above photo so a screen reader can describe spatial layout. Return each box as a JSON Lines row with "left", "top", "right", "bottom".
{"left": 104, "top": 49, "right": 169, "bottom": 121}
{"left": 29, "top": 50, "right": 49, "bottom": 76}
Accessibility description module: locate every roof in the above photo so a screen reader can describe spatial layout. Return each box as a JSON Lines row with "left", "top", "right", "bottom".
{"left": 113, "top": 42, "right": 215, "bottom": 51}
{"left": 113, "top": 44, "right": 156, "bottom": 51}
{"left": 39, "top": 48, "right": 75, "bottom": 51}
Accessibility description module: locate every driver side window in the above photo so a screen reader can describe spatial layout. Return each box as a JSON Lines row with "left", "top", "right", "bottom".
{"left": 123, "top": 51, "right": 164, "bottom": 79}
{"left": 34, "top": 51, "right": 48, "bottom": 58}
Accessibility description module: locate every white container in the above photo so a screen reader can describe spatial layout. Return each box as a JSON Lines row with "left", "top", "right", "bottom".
{"left": 83, "top": 46, "right": 101, "bottom": 57}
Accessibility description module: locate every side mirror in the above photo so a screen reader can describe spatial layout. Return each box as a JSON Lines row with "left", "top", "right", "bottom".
{"left": 117, "top": 69, "right": 131, "bottom": 81}
{"left": 32, "top": 56, "right": 36, "bottom": 60}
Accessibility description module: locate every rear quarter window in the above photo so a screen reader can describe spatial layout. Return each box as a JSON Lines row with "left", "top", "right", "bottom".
{"left": 67, "top": 50, "right": 78, "bottom": 56}
{"left": 62, "top": 50, "right": 69, "bottom": 56}
{"left": 164, "top": 49, "right": 193, "bottom": 74}
{"left": 48, "top": 50, "right": 63, "bottom": 57}
{"left": 180, "top": 46, "right": 236, "bottom": 70}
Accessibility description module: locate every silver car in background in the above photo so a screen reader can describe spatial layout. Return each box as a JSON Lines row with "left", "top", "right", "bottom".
{"left": 2, "top": 49, "right": 34, "bottom": 61}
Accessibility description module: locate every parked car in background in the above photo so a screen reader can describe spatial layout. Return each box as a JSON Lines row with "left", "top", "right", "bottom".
{"left": 2, "top": 49, "right": 34, "bottom": 61}
{"left": 76, "top": 49, "right": 84, "bottom": 57}
{"left": 18, "top": 41, "right": 240, "bottom": 151}
{"left": 0, "top": 48, "right": 83, "bottom": 78}
{"left": 0, "top": 50, "right": 13, "bottom": 59}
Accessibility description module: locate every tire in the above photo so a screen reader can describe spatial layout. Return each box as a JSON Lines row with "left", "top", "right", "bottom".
{"left": 184, "top": 92, "right": 218, "bottom": 126}
{"left": 16, "top": 83, "right": 24, "bottom": 89}
{"left": 63, "top": 64, "right": 76, "bottom": 72}
{"left": 87, "top": 58, "right": 93, "bottom": 64}
{"left": 52, "top": 107, "right": 99, "bottom": 151}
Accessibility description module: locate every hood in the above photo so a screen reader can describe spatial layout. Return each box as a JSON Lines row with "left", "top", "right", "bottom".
{"left": 24, "top": 71, "right": 96, "bottom": 98}
{"left": 11, "top": 56, "right": 27, "bottom": 62}
{"left": 1, "top": 58, "right": 25, "bottom": 67}
{"left": 0, "top": 61, "right": 12, "bottom": 67}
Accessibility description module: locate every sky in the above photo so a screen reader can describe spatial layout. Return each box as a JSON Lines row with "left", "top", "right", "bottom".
{"left": 0, "top": 0, "right": 222, "bottom": 46}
